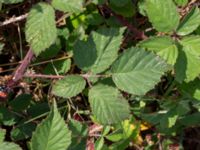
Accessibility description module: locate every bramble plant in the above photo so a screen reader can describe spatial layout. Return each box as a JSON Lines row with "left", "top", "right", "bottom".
{"left": 0, "top": 0, "right": 200, "bottom": 149}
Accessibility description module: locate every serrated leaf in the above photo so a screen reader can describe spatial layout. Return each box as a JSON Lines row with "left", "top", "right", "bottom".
{"left": 25, "top": 3, "right": 57, "bottom": 56}
{"left": 175, "top": 46, "right": 200, "bottom": 82}
{"left": 180, "top": 36, "right": 200, "bottom": 53}
{"left": 89, "top": 84, "right": 130, "bottom": 125}
{"left": 43, "top": 59, "right": 71, "bottom": 75}
{"left": 39, "top": 39, "right": 61, "bottom": 59}
{"left": 2, "top": 0, "right": 23, "bottom": 4}
{"left": 95, "top": 137, "right": 104, "bottom": 150}
{"left": 174, "top": 0, "right": 188, "bottom": 6}
{"left": 145, "top": 0, "right": 179, "bottom": 32}
{"left": 180, "top": 79, "right": 200, "bottom": 100}
{"left": 0, "top": 129, "right": 6, "bottom": 143}
{"left": 138, "top": 36, "right": 178, "bottom": 65}
{"left": 52, "top": 0, "right": 83, "bottom": 13}
{"left": 0, "top": 142, "right": 21, "bottom": 150}
{"left": 175, "top": 36, "right": 200, "bottom": 82}
{"left": 138, "top": 0, "right": 147, "bottom": 16}
{"left": 68, "top": 119, "right": 88, "bottom": 150}
{"left": 0, "top": 107, "right": 20, "bottom": 126}
{"left": 109, "top": 0, "right": 129, "bottom": 7}
{"left": 109, "top": 0, "right": 136, "bottom": 17}
{"left": 27, "top": 103, "right": 50, "bottom": 118}
{"left": 31, "top": 101, "right": 71, "bottom": 150}
{"left": 177, "top": 7, "right": 200, "bottom": 36}
{"left": 111, "top": 47, "right": 168, "bottom": 95}
{"left": 52, "top": 75, "right": 86, "bottom": 98}
{"left": 179, "top": 112, "right": 200, "bottom": 126}
{"left": 9, "top": 94, "right": 32, "bottom": 112}
{"left": 74, "top": 27, "right": 124, "bottom": 73}
{"left": 87, "top": 12, "right": 104, "bottom": 25}
{"left": 11, "top": 123, "right": 36, "bottom": 141}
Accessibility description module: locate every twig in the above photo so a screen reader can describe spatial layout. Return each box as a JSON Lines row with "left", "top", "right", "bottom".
{"left": 89, "top": 124, "right": 103, "bottom": 136}
{"left": 24, "top": 73, "right": 65, "bottom": 79}
{"left": 7, "top": 49, "right": 35, "bottom": 87}
{"left": 0, "top": 13, "right": 28, "bottom": 27}
{"left": 102, "top": 5, "right": 147, "bottom": 40}
{"left": 23, "top": 73, "right": 111, "bottom": 79}
{"left": 0, "top": 55, "right": 72, "bottom": 68}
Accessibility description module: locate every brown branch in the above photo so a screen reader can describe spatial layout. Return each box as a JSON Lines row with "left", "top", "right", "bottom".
{"left": 0, "top": 13, "right": 28, "bottom": 27}
{"left": 102, "top": 5, "right": 148, "bottom": 40}
{"left": 7, "top": 49, "right": 35, "bottom": 87}
{"left": 23, "top": 73, "right": 111, "bottom": 79}
{"left": 24, "top": 73, "right": 65, "bottom": 79}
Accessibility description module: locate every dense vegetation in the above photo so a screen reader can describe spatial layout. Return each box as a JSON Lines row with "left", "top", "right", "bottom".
{"left": 0, "top": 0, "right": 200, "bottom": 149}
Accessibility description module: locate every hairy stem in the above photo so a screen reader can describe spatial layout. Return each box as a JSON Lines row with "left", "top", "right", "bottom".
{"left": 7, "top": 49, "right": 35, "bottom": 87}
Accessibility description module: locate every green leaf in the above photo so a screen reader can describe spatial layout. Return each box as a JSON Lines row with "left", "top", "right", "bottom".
{"left": 52, "top": 75, "right": 86, "bottom": 98}
{"left": 159, "top": 101, "right": 190, "bottom": 129}
{"left": 109, "top": 0, "right": 129, "bottom": 7}
{"left": 2, "top": 0, "right": 23, "bottom": 4}
{"left": 163, "top": 110, "right": 178, "bottom": 128}
{"left": 175, "top": 47, "right": 200, "bottom": 82}
{"left": 180, "top": 79, "right": 200, "bottom": 100}
{"left": 52, "top": 0, "right": 83, "bottom": 13}
{"left": 87, "top": 12, "right": 104, "bottom": 25}
{"left": 68, "top": 119, "right": 88, "bottom": 150}
{"left": 174, "top": 0, "right": 188, "bottom": 6}
{"left": 25, "top": 3, "right": 57, "bottom": 56}
{"left": 0, "top": 107, "right": 20, "bottom": 126}
{"left": 106, "top": 130, "right": 123, "bottom": 142}
{"left": 74, "top": 27, "right": 125, "bottom": 73}
{"left": 138, "top": 0, "right": 147, "bottom": 16}
{"left": 38, "top": 39, "right": 61, "bottom": 59}
{"left": 111, "top": 47, "right": 168, "bottom": 95}
{"left": 179, "top": 112, "right": 200, "bottom": 126}
{"left": 0, "top": 43, "right": 4, "bottom": 54}
{"left": 43, "top": 59, "right": 71, "bottom": 75}
{"left": 145, "top": 0, "right": 179, "bottom": 32}
{"left": 138, "top": 36, "right": 178, "bottom": 65}
{"left": 9, "top": 94, "right": 32, "bottom": 112}
{"left": 177, "top": 7, "right": 200, "bottom": 36}
{"left": 0, "top": 142, "right": 22, "bottom": 150}
{"left": 27, "top": 102, "right": 50, "bottom": 118}
{"left": 95, "top": 137, "right": 104, "bottom": 150}
{"left": 175, "top": 36, "right": 200, "bottom": 82}
{"left": 31, "top": 101, "right": 71, "bottom": 150}
{"left": 89, "top": 84, "right": 130, "bottom": 125}
{"left": 180, "top": 36, "right": 200, "bottom": 53}
{"left": 109, "top": 0, "right": 136, "bottom": 17}
{"left": 92, "top": 0, "right": 106, "bottom": 5}
{"left": 0, "top": 129, "right": 6, "bottom": 143}
{"left": 11, "top": 123, "right": 36, "bottom": 141}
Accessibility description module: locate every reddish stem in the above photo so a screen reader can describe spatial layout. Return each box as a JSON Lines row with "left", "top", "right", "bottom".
{"left": 102, "top": 5, "right": 148, "bottom": 40}
{"left": 7, "top": 49, "right": 35, "bottom": 87}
